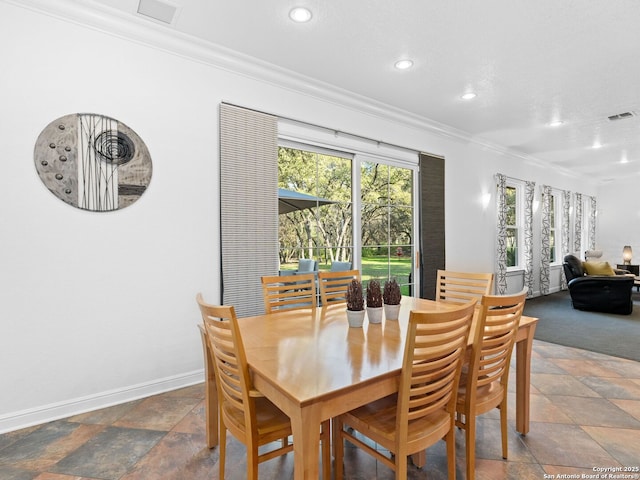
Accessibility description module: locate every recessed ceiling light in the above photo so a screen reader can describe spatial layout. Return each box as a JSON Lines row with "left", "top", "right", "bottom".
{"left": 591, "top": 142, "right": 603, "bottom": 149}
{"left": 548, "top": 120, "right": 564, "bottom": 127}
{"left": 461, "top": 92, "right": 477, "bottom": 100}
{"left": 394, "top": 59, "right": 414, "bottom": 70}
{"left": 289, "top": 7, "right": 312, "bottom": 23}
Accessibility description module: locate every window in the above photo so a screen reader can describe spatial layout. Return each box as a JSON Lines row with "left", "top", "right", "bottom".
{"left": 277, "top": 144, "right": 417, "bottom": 293}
{"left": 278, "top": 146, "right": 353, "bottom": 269}
{"left": 549, "top": 192, "right": 556, "bottom": 263}
{"left": 360, "top": 160, "right": 414, "bottom": 294}
{"left": 582, "top": 196, "right": 592, "bottom": 253}
{"left": 505, "top": 184, "right": 520, "bottom": 268}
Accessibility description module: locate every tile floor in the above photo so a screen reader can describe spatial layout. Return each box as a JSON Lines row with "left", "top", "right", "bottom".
{"left": 1, "top": 340, "right": 640, "bottom": 480}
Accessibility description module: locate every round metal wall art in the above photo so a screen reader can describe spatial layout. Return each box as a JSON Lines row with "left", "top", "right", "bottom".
{"left": 34, "top": 113, "right": 152, "bottom": 211}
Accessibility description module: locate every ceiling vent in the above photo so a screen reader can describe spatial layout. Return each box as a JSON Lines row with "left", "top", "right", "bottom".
{"left": 607, "top": 111, "right": 635, "bottom": 121}
{"left": 137, "top": 0, "right": 180, "bottom": 25}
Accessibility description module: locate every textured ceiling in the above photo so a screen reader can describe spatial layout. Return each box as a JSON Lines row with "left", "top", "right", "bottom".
{"left": 91, "top": 0, "right": 640, "bottom": 182}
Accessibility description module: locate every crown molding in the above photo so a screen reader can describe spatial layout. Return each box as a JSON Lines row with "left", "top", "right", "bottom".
{"left": 6, "top": 0, "right": 579, "bottom": 178}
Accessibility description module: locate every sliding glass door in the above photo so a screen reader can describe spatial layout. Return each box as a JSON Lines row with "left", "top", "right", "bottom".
{"left": 278, "top": 146, "right": 353, "bottom": 272}
{"left": 360, "top": 158, "right": 415, "bottom": 295}
{"left": 278, "top": 144, "right": 417, "bottom": 293}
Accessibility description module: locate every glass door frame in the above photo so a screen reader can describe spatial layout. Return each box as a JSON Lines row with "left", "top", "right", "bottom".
{"left": 353, "top": 153, "right": 419, "bottom": 295}
{"left": 278, "top": 118, "right": 420, "bottom": 295}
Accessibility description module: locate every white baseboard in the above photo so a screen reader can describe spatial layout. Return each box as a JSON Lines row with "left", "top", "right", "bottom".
{"left": 0, "top": 369, "right": 204, "bottom": 434}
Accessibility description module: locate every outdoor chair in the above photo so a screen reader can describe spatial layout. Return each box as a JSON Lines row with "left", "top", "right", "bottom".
{"left": 330, "top": 261, "right": 352, "bottom": 272}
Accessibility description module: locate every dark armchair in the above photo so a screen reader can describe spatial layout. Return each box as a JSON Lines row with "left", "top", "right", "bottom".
{"left": 563, "top": 254, "right": 634, "bottom": 315}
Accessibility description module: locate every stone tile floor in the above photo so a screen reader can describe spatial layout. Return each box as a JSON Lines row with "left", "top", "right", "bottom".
{"left": 1, "top": 340, "right": 640, "bottom": 479}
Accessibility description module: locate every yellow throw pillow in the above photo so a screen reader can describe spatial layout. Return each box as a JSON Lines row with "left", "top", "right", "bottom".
{"left": 583, "top": 261, "right": 615, "bottom": 276}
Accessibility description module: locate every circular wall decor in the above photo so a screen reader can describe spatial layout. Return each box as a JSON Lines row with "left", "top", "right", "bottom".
{"left": 34, "top": 113, "right": 152, "bottom": 211}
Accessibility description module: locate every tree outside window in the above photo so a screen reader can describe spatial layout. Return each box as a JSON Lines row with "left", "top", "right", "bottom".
{"left": 278, "top": 147, "right": 352, "bottom": 268}
{"left": 278, "top": 146, "right": 415, "bottom": 293}
{"left": 549, "top": 193, "right": 556, "bottom": 263}
{"left": 505, "top": 186, "right": 518, "bottom": 267}
{"left": 361, "top": 161, "right": 414, "bottom": 291}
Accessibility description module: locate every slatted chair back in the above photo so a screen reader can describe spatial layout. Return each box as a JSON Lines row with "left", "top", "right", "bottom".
{"left": 197, "top": 293, "right": 309, "bottom": 479}
{"left": 317, "top": 269, "right": 360, "bottom": 305}
{"left": 334, "top": 301, "right": 476, "bottom": 480}
{"left": 260, "top": 273, "right": 317, "bottom": 314}
{"left": 435, "top": 270, "right": 494, "bottom": 305}
{"left": 196, "top": 319, "right": 217, "bottom": 449}
{"left": 455, "top": 288, "right": 527, "bottom": 480}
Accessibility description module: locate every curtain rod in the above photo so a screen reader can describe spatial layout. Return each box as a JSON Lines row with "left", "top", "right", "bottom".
{"left": 496, "top": 172, "right": 595, "bottom": 198}
{"left": 495, "top": 173, "right": 532, "bottom": 185}
{"left": 221, "top": 101, "right": 424, "bottom": 156}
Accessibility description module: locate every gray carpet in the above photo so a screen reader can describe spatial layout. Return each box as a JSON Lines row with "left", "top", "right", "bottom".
{"left": 523, "top": 290, "right": 640, "bottom": 362}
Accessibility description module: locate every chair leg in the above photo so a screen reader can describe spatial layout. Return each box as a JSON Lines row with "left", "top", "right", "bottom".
{"left": 334, "top": 417, "right": 345, "bottom": 480}
{"left": 396, "top": 452, "right": 407, "bottom": 480}
{"left": 465, "top": 415, "right": 476, "bottom": 480}
{"left": 500, "top": 401, "right": 509, "bottom": 459}
{"left": 247, "top": 444, "right": 259, "bottom": 480}
{"left": 219, "top": 423, "right": 227, "bottom": 480}
{"left": 331, "top": 417, "right": 339, "bottom": 459}
{"left": 321, "top": 420, "right": 331, "bottom": 480}
{"left": 446, "top": 427, "right": 456, "bottom": 480}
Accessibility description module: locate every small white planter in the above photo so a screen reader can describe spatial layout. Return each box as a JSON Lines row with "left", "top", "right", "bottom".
{"left": 367, "top": 306, "right": 383, "bottom": 324}
{"left": 384, "top": 303, "right": 401, "bottom": 321}
{"left": 346, "top": 309, "right": 366, "bottom": 328}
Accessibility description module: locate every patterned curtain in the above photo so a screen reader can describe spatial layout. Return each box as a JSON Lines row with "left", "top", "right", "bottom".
{"left": 524, "top": 181, "right": 535, "bottom": 298}
{"left": 495, "top": 174, "right": 508, "bottom": 295}
{"left": 574, "top": 193, "right": 583, "bottom": 255}
{"left": 589, "top": 196, "right": 597, "bottom": 250}
{"left": 540, "top": 185, "right": 552, "bottom": 295}
{"left": 561, "top": 190, "right": 571, "bottom": 290}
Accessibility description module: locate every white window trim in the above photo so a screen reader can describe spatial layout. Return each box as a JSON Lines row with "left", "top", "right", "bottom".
{"left": 277, "top": 118, "right": 420, "bottom": 291}
{"left": 581, "top": 195, "right": 592, "bottom": 257}
{"left": 506, "top": 180, "right": 523, "bottom": 272}
{"left": 549, "top": 188, "right": 562, "bottom": 267}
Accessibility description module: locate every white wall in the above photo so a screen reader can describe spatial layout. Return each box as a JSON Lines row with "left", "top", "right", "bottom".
{"left": 597, "top": 178, "right": 640, "bottom": 267}
{"left": 0, "top": 0, "right": 597, "bottom": 432}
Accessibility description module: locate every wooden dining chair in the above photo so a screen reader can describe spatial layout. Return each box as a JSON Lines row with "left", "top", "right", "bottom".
{"left": 261, "top": 273, "right": 317, "bottom": 313}
{"left": 333, "top": 301, "right": 477, "bottom": 480}
{"left": 197, "top": 322, "right": 218, "bottom": 449}
{"left": 196, "top": 293, "right": 331, "bottom": 480}
{"left": 455, "top": 288, "right": 527, "bottom": 480}
{"left": 435, "top": 270, "right": 494, "bottom": 304}
{"left": 317, "top": 269, "right": 360, "bottom": 305}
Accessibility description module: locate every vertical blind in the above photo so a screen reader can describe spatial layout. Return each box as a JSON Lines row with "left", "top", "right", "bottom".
{"left": 219, "top": 104, "right": 279, "bottom": 317}
{"left": 419, "top": 152, "right": 445, "bottom": 299}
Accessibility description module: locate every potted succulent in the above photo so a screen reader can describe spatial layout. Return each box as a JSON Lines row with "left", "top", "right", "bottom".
{"left": 366, "top": 279, "right": 383, "bottom": 324}
{"left": 383, "top": 278, "right": 402, "bottom": 320}
{"left": 345, "top": 278, "right": 365, "bottom": 327}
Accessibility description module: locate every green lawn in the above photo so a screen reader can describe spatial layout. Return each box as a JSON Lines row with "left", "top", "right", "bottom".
{"left": 283, "top": 255, "right": 413, "bottom": 294}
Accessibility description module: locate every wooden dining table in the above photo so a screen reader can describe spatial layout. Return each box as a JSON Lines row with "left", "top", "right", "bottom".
{"left": 207, "top": 296, "right": 538, "bottom": 480}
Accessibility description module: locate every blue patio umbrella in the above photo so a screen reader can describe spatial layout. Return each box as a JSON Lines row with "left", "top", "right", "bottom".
{"left": 278, "top": 188, "right": 335, "bottom": 214}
